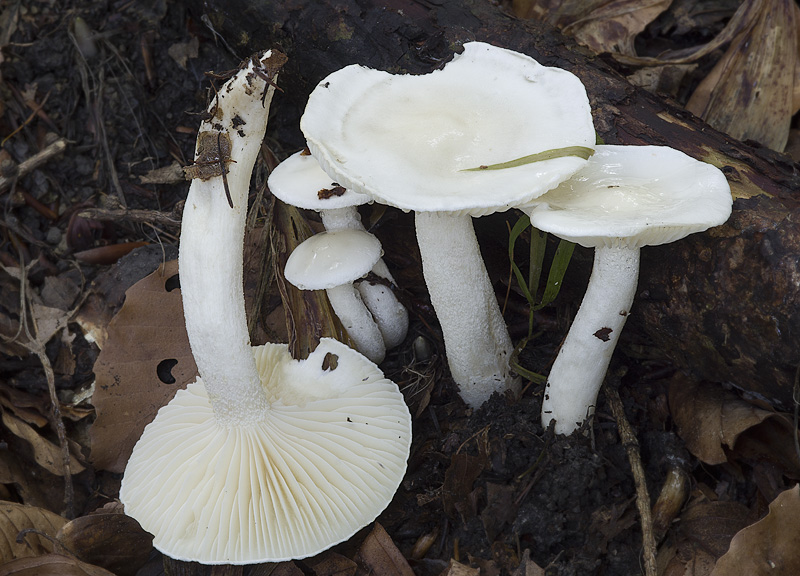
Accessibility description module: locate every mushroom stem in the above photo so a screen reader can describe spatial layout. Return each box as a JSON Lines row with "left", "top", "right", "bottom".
{"left": 179, "top": 53, "right": 278, "bottom": 426}
{"left": 542, "top": 245, "right": 640, "bottom": 435}
{"left": 320, "top": 207, "right": 362, "bottom": 230}
{"left": 415, "top": 211, "right": 519, "bottom": 408}
{"left": 325, "top": 284, "right": 386, "bottom": 364}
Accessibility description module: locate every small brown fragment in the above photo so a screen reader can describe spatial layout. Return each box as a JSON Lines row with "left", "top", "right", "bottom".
{"left": 318, "top": 185, "right": 346, "bottom": 200}
{"left": 594, "top": 327, "right": 613, "bottom": 341}
{"left": 183, "top": 131, "right": 236, "bottom": 207}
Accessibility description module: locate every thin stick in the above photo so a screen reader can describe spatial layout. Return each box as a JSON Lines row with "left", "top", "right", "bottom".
{"left": 0, "top": 138, "right": 67, "bottom": 192}
{"left": 606, "top": 386, "right": 657, "bottom": 576}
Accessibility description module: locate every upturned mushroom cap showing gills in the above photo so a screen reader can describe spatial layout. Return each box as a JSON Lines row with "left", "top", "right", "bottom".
{"left": 120, "top": 51, "right": 412, "bottom": 564}
{"left": 120, "top": 338, "right": 412, "bottom": 563}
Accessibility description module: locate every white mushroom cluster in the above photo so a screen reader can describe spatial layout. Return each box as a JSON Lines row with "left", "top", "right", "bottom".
{"left": 269, "top": 151, "right": 409, "bottom": 364}
{"left": 300, "top": 41, "right": 596, "bottom": 408}
{"left": 297, "top": 42, "right": 732, "bottom": 434}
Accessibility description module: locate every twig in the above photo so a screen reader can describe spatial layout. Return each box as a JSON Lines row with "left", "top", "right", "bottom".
{"left": 0, "top": 258, "right": 75, "bottom": 518}
{"left": 606, "top": 386, "right": 657, "bottom": 576}
{"left": 0, "top": 138, "right": 67, "bottom": 193}
{"left": 76, "top": 206, "right": 182, "bottom": 229}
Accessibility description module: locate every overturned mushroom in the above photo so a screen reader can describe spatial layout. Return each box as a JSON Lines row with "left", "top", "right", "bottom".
{"left": 119, "top": 51, "right": 411, "bottom": 564}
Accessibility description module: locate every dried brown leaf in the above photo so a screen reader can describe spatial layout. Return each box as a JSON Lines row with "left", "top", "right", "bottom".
{"left": 711, "top": 486, "right": 800, "bottom": 576}
{"left": 440, "top": 560, "right": 480, "bottom": 576}
{"left": 0, "top": 501, "right": 67, "bottom": 562}
{"left": 686, "top": 0, "right": 797, "bottom": 150}
{"left": 564, "top": 0, "right": 672, "bottom": 56}
{"left": 55, "top": 513, "right": 153, "bottom": 576}
{"left": 355, "top": 523, "right": 414, "bottom": 576}
{"left": 89, "top": 260, "right": 197, "bottom": 473}
{"left": 668, "top": 376, "right": 800, "bottom": 476}
{"left": 442, "top": 453, "right": 486, "bottom": 520}
{"left": 1, "top": 411, "right": 84, "bottom": 476}
{"left": 305, "top": 550, "right": 357, "bottom": 576}
{"left": 481, "top": 483, "right": 516, "bottom": 542}
{"left": 511, "top": 549, "right": 544, "bottom": 576}
{"left": 0, "top": 553, "right": 115, "bottom": 576}
{"left": 658, "top": 499, "right": 751, "bottom": 576}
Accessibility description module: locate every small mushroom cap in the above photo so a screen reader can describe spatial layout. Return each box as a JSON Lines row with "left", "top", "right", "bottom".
{"left": 268, "top": 151, "right": 372, "bottom": 210}
{"left": 284, "top": 229, "right": 383, "bottom": 290}
{"left": 301, "top": 41, "right": 595, "bottom": 216}
{"left": 119, "top": 338, "right": 412, "bottom": 564}
{"left": 524, "top": 145, "right": 733, "bottom": 249}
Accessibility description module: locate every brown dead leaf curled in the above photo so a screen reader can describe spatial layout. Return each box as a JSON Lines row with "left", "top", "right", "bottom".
{"left": 55, "top": 513, "right": 153, "bottom": 576}
{"left": 686, "top": 0, "right": 797, "bottom": 151}
{"left": 0, "top": 501, "right": 67, "bottom": 562}
{"left": 0, "top": 554, "right": 115, "bottom": 576}
{"left": 90, "top": 260, "right": 197, "bottom": 473}
{"left": 355, "top": 523, "right": 414, "bottom": 576}
{"left": 1, "top": 411, "right": 84, "bottom": 476}
{"left": 440, "top": 559, "right": 480, "bottom": 576}
{"left": 668, "top": 375, "right": 800, "bottom": 476}
{"left": 711, "top": 486, "right": 800, "bottom": 576}
{"left": 563, "top": 0, "right": 672, "bottom": 56}
{"left": 657, "top": 499, "right": 751, "bottom": 576}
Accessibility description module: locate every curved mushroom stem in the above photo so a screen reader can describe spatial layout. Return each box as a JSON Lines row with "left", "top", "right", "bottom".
{"left": 325, "top": 284, "right": 386, "bottom": 364}
{"left": 542, "top": 245, "right": 640, "bottom": 435}
{"left": 179, "top": 52, "right": 280, "bottom": 426}
{"left": 415, "top": 211, "right": 519, "bottom": 408}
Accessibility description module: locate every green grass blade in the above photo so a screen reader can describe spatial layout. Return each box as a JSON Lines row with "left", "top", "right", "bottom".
{"left": 460, "top": 146, "right": 594, "bottom": 172}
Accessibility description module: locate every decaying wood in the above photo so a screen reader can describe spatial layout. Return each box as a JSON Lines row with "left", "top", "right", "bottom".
{"left": 186, "top": 0, "right": 800, "bottom": 407}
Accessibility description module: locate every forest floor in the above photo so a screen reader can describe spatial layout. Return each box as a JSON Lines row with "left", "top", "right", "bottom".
{"left": 0, "top": 1, "right": 798, "bottom": 576}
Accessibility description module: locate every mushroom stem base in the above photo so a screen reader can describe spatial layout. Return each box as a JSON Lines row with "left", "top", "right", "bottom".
{"left": 415, "top": 211, "right": 518, "bottom": 408}
{"left": 542, "top": 245, "right": 640, "bottom": 435}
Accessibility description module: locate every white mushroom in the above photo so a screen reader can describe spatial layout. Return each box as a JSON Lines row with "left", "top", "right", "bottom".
{"left": 523, "top": 145, "right": 733, "bottom": 435}
{"left": 119, "top": 51, "right": 412, "bottom": 564}
{"left": 269, "top": 151, "right": 409, "bottom": 349}
{"left": 284, "top": 229, "right": 387, "bottom": 364}
{"left": 301, "top": 41, "right": 596, "bottom": 408}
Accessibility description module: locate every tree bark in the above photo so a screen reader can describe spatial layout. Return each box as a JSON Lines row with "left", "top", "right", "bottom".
{"left": 188, "top": 0, "right": 800, "bottom": 408}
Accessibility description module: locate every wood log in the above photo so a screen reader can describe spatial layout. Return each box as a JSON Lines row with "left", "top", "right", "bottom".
{"left": 187, "top": 0, "right": 800, "bottom": 408}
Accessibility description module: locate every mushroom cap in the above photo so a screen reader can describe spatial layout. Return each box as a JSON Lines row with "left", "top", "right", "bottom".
{"left": 284, "top": 229, "right": 383, "bottom": 290}
{"left": 119, "top": 338, "right": 412, "bottom": 564}
{"left": 524, "top": 145, "right": 733, "bottom": 249}
{"left": 268, "top": 151, "right": 372, "bottom": 210}
{"left": 301, "top": 41, "right": 595, "bottom": 216}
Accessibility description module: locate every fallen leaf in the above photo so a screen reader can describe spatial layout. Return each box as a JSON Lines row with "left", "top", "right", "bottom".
{"left": 1, "top": 411, "right": 84, "bottom": 475}
{"left": 442, "top": 453, "right": 486, "bottom": 521}
{"left": 668, "top": 375, "right": 800, "bottom": 476}
{"left": 564, "top": 0, "right": 672, "bottom": 56}
{"left": 355, "top": 523, "right": 414, "bottom": 576}
{"left": 90, "top": 260, "right": 197, "bottom": 473}
{"left": 0, "top": 501, "right": 67, "bottom": 561}
{"left": 305, "top": 550, "right": 357, "bottom": 576}
{"left": 439, "top": 559, "right": 479, "bottom": 576}
{"left": 511, "top": 549, "right": 544, "bottom": 576}
{"left": 711, "top": 486, "right": 800, "bottom": 576}
{"left": 55, "top": 513, "right": 153, "bottom": 576}
{"left": 686, "top": 0, "right": 797, "bottom": 150}
{"left": 0, "top": 554, "right": 115, "bottom": 576}
{"left": 481, "top": 483, "right": 516, "bottom": 542}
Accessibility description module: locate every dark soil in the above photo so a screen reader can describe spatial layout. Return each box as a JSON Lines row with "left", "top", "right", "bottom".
{"left": 0, "top": 1, "right": 742, "bottom": 575}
